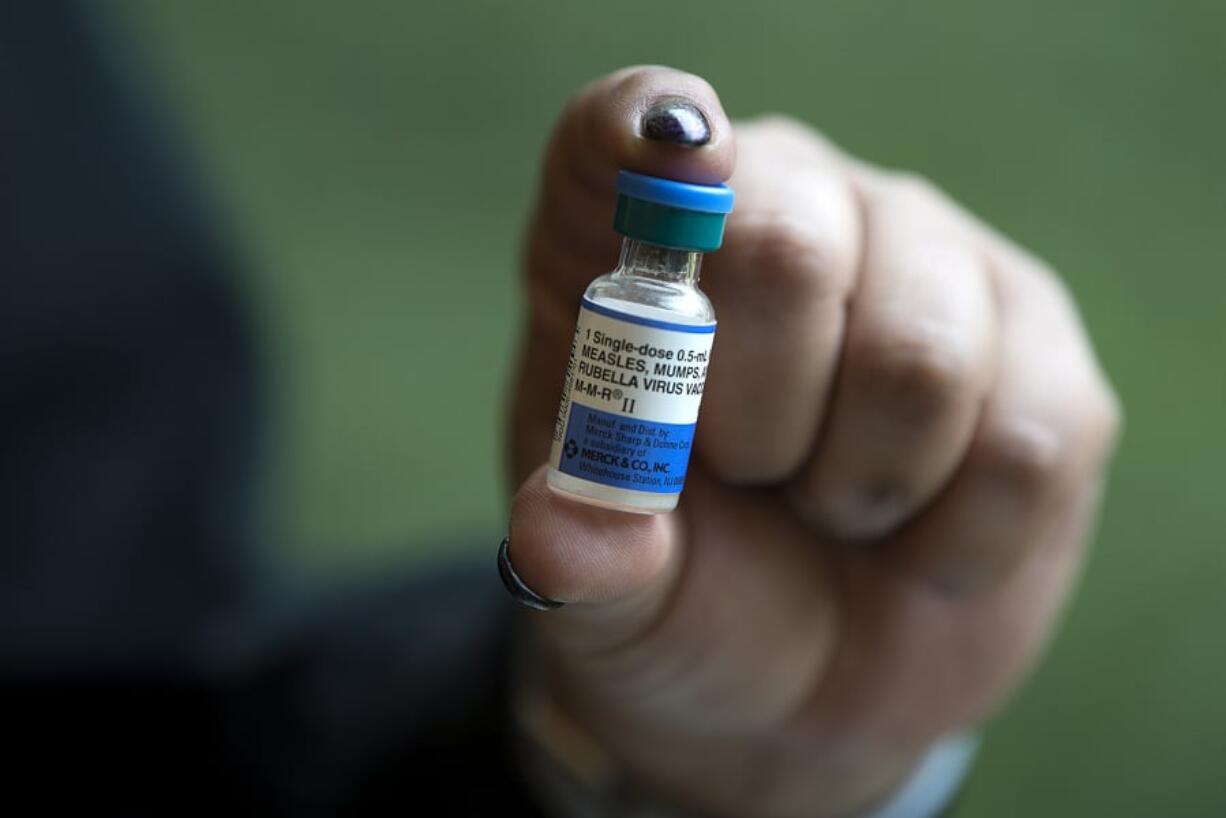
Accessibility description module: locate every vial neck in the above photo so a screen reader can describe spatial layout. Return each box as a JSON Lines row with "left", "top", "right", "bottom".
{"left": 615, "top": 239, "right": 702, "bottom": 285}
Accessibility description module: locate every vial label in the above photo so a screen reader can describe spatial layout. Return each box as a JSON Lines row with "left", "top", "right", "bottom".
{"left": 549, "top": 297, "right": 715, "bottom": 494}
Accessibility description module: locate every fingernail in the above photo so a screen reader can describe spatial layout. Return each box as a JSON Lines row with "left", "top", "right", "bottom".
{"left": 640, "top": 97, "right": 711, "bottom": 146}
{"left": 497, "top": 536, "right": 563, "bottom": 611}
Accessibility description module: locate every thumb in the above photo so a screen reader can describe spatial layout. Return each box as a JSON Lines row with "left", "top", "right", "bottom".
{"left": 503, "top": 465, "right": 683, "bottom": 653}
{"left": 511, "top": 66, "right": 736, "bottom": 483}
{"left": 530, "top": 65, "right": 735, "bottom": 304}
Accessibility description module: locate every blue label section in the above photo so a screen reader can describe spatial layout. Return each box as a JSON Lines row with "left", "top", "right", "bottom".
{"left": 581, "top": 298, "right": 716, "bottom": 334}
{"left": 558, "top": 403, "right": 695, "bottom": 494}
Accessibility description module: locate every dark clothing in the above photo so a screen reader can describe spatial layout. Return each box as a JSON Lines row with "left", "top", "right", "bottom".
{"left": 12, "top": 567, "right": 529, "bottom": 814}
{"left": 2, "top": 2, "right": 531, "bottom": 812}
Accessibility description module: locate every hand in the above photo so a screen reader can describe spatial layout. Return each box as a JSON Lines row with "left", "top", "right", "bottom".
{"left": 504, "top": 66, "right": 1120, "bottom": 817}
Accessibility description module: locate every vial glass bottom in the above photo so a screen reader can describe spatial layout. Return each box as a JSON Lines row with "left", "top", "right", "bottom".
{"left": 546, "top": 467, "right": 679, "bottom": 514}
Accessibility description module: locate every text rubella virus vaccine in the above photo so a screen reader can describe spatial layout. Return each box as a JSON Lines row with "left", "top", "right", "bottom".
{"left": 547, "top": 170, "right": 735, "bottom": 514}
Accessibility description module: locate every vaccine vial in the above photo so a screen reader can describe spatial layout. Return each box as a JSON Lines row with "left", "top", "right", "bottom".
{"left": 547, "top": 170, "right": 735, "bottom": 514}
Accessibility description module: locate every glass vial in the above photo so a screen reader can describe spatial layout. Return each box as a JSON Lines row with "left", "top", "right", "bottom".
{"left": 546, "top": 170, "right": 735, "bottom": 514}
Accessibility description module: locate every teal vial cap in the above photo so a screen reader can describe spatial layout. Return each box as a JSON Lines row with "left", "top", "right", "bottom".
{"left": 613, "top": 170, "right": 735, "bottom": 252}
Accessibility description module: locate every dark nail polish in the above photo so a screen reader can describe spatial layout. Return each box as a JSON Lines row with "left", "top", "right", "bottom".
{"left": 641, "top": 98, "right": 711, "bottom": 146}
{"left": 497, "top": 536, "right": 563, "bottom": 611}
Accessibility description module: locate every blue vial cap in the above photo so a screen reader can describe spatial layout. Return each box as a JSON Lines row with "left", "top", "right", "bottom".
{"left": 613, "top": 170, "right": 735, "bottom": 252}
{"left": 616, "top": 170, "right": 736, "bottom": 214}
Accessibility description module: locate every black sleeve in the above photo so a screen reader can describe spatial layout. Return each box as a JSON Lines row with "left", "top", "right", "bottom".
{"left": 2, "top": 2, "right": 539, "bottom": 813}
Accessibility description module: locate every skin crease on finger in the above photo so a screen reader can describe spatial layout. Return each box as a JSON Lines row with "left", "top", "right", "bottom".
{"left": 507, "top": 67, "right": 1121, "bottom": 818}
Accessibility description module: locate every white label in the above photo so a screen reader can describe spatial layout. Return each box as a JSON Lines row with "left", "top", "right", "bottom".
{"left": 549, "top": 297, "right": 715, "bottom": 494}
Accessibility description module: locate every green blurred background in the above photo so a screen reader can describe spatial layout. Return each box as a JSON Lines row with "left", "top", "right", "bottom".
{"left": 115, "top": 1, "right": 1224, "bottom": 814}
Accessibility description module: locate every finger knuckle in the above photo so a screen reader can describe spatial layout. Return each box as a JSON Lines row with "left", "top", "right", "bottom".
{"left": 1055, "top": 372, "right": 1124, "bottom": 447}
{"left": 851, "top": 326, "right": 977, "bottom": 418}
{"left": 977, "top": 379, "right": 1123, "bottom": 495}
{"left": 733, "top": 215, "right": 856, "bottom": 306}
{"left": 975, "top": 416, "right": 1070, "bottom": 495}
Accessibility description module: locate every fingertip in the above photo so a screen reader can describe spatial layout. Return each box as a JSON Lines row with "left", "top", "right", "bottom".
{"left": 527, "top": 66, "right": 736, "bottom": 311}
{"left": 552, "top": 65, "right": 736, "bottom": 196}
{"left": 616, "top": 65, "right": 736, "bottom": 184}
